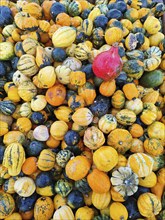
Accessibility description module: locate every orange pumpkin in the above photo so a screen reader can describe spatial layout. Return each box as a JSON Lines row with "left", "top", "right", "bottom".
{"left": 129, "top": 123, "right": 144, "bottom": 138}
{"left": 87, "top": 169, "right": 111, "bottom": 193}
{"left": 65, "top": 156, "right": 91, "bottom": 181}
{"left": 46, "top": 83, "right": 66, "bottom": 106}
{"left": 22, "top": 157, "right": 38, "bottom": 175}
{"left": 99, "top": 79, "right": 116, "bottom": 97}
{"left": 56, "top": 13, "right": 71, "bottom": 26}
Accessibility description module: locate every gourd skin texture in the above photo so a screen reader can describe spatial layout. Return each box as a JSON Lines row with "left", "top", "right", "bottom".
{"left": 0, "top": 0, "right": 165, "bottom": 219}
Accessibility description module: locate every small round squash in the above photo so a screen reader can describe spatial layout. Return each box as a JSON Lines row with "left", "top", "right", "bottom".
{"left": 53, "top": 194, "right": 67, "bottom": 210}
{"left": 37, "top": 149, "right": 56, "bottom": 171}
{"left": 53, "top": 205, "right": 74, "bottom": 220}
{"left": 65, "top": 156, "right": 91, "bottom": 181}
{"left": 87, "top": 169, "right": 111, "bottom": 193}
{"left": 139, "top": 172, "right": 157, "bottom": 188}
{"left": 93, "top": 146, "right": 118, "bottom": 172}
{"left": 34, "top": 197, "right": 54, "bottom": 220}
{"left": 137, "top": 192, "right": 162, "bottom": 218}
{"left": 110, "top": 202, "right": 128, "bottom": 220}
{"left": 0, "top": 192, "right": 15, "bottom": 219}
{"left": 75, "top": 206, "right": 94, "bottom": 220}
{"left": 14, "top": 177, "right": 36, "bottom": 197}
{"left": 22, "top": 157, "right": 38, "bottom": 175}
{"left": 143, "top": 138, "right": 164, "bottom": 156}
{"left": 92, "top": 191, "right": 111, "bottom": 210}
{"left": 50, "top": 120, "right": 68, "bottom": 140}
{"left": 38, "top": 66, "right": 56, "bottom": 88}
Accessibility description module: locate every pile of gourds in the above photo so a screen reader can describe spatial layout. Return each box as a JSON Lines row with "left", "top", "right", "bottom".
{"left": 0, "top": 0, "right": 165, "bottom": 219}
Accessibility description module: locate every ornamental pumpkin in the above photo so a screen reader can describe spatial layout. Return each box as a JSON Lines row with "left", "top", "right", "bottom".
{"left": 137, "top": 193, "right": 162, "bottom": 218}
{"left": 46, "top": 83, "right": 66, "bottom": 106}
{"left": 116, "top": 109, "right": 136, "bottom": 125}
{"left": 105, "top": 27, "right": 123, "bottom": 45}
{"left": 34, "top": 197, "right": 54, "bottom": 220}
{"left": 142, "top": 90, "right": 159, "bottom": 104}
{"left": 62, "top": 57, "right": 82, "bottom": 71}
{"left": 99, "top": 79, "right": 116, "bottom": 97}
{"left": 22, "top": 157, "right": 38, "bottom": 175}
{"left": 56, "top": 149, "right": 72, "bottom": 168}
{"left": 53, "top": 205, "right": 74, "bottom": 220}
{"left": 55, "top": 179, "right": 73, "bottom": 197}
{"left": 129, "top": 124, "right": 144, "bottom": 138}
{"left": 93, "top": 146, "right": 118, "bottom": 172}
{"left": 22, "top": 2, "right": 42, "bottom": 19}
{"left": 31, "top": 95, "right": 47, "bottom": 112}
{"left": 4, "top": 213, "right": 22, "bottom": 220}
{"left": 14, "top": 177, "right": 36, "bottom": 197}
{"left": 143, "top": 16, "right": 161, "bottom": 35}
{"left": 36, "top": 46, "right": 52, "bottom": 68}
{"left": 147, "top": 122, "right": 165, "bottom": 144}
{"left": 52, "top": 26, "right": 76, "bottom": 48}
{"left": 3, "top": 131, "right": 25, "bottom": 145}
{"left": 98, "top": 114, "right": 117, "bottom": 134}
{"left": 143, "top": 138, "right": 164, "bottom": 156}
{"left": 72, "top": 108, "right": 93, "bottom": 126}
{"left": 54, "top": 106, "right": 72, "bottom": 122}
{"left": 74, "top": 41, "right": 91, "bottom": 61}
{"left": 130, "top": 139, "right": 144, "bottom": 153}
{"left": 122, "top": 83, "right": 139, "bottom": 100}
{"left": 127, "top": 153, "right": 154, "bottom": 177}
{"left": 15, "top": 117, "right": 32, "bottom": 133}
{"left": 111, "top": 90, "right": 125, "bottom": 109}
{"left": 38, "top": 66, "right": 56, "bottom": 88}
{"left": 70, "top": 71, "right": 86, "bottom": 86}
{"left": 75, "top": 206, "right": 94, "bottom": 220}
{"left": 110, "top": 187, "right": 125, "bottom": 202}
{"left": 54, "top": 194, "right": 67, "bottom": 210}
{"left": 125, "top": 98, "right": 143, "bottom": 115}
{"left": 83, "top": 126, "right": 105, "bottom": 150}
{"left": 2, "top": 142, "right": 25, "bottom": 176}
{"left": 78, "top": 82, "right": 96, "bottom": 106}
{"left": 139, "top": 172, "right": 157, "bottom": 188}
{"left": 107, "top": 129, "right": 133, "bottom": 154}
{"left": 50, "top": 121, "right": 68, "bottom": 140}
{"left": 111, "top": 166, "right": 139, "bottom": 197}
{"left": 157, "top": 168, "right": 165, "bottom": 185}
{"left": 33, "top": 125, "right": 49, "bottom": 142}
{"left": 12, "top": 70, "right": 30, "bottom": 87}
{"left": 18, "top": 81, "right": 37, "bottom": 102}
{"left": 0, "top": 120, "right": 8, "bottom": 136}
{"left": 17, "top": 54, "right": 39, "bottom": 77}
{"left": 109, "top": 202, "right": 128, "bottom": 220}
{"left": 0, "top": 192, "right": 15, "bottom": 219}
{"left": 87, "top": 169, "right": 111, "bottom": 193}
{"left": 37, "top": 149, "right": 56, "bottom": 171}
{"left": 92, "top": 191, "right": 111, "bottom": 210}
{"left": 14, "top": 12, "right": 38, "bottom": 31}
{"left": 55, "top": 65, "right": 71, "bottom": 85}
{"left": 22, "top": 37, "right": 40, "bottom": 56}
{"left": 65, "top": 155, "right": 90, "bottom": 181}
{"left": 68, "top": 94, "right": 85, "bottom": 110}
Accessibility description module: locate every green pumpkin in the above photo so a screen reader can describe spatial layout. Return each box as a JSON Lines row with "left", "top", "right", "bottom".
{"left": 55, "top": 179, "right": 73, "bottom": 197}
{"left": 123, "top": 59, "right": 144, "bottom": 79}
{"left": 0, "top": 42, "right": 15, "bottom": 60}
{"left": 116, "top": 109, "right": 136, "bottom": 125}
{"left": 56, "top": 150, "right": 72, "bottom": 168}
{"left": 0, "top": 100, "right": 16, "bottom": 116}
{"left": 151, "top": 154, "right": 165, "bottom": 171}
{"left": 67, "top": 190, "right": 84, "bottom": 209}
{"left": 139, "top": 70, "right": 164, "bottom": 88}
{"left": 74, "top": 42, "right": 91, "bottom": 61}
{"left": 75, "top": 178, "right": 91, "bottom": 194}
{"left": 94, "top": 214, "right": 110, "bottom": 220}
{"left": 68, "top": 0, "right": 82, "bottom": 16}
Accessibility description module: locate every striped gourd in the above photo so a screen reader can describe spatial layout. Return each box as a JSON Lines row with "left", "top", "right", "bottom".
{"left": 2, "top": 143, "right": 25, "bottom": 176}
{"left": 37, "top": 149, "right": 56, "bottom": 171}
{"left": 17, "top": 54, "right": 39, "bottom": 76}
{"left": 22, "top": 38, "right": 40, "bottom": 56}
{"left": 127, "top": 153, "right": 154, "bottom": 177}
{"left": 116, "top": 109, "right": 136, "bottom": 125}
{"left": 74, "top": 42, "right": 91, "bottom": 61}
{"left": 81, "top": 19, "right": 93, "bottom": 36}
{"left": 52, "top": 27, "right": 76, "bottom": 48}
{"left": 92, "top": 191, "right": 111, "bottom": 210}
{"left": 18, "top": 81, "right": 37, "bottom": 102}
{"left": 55, "top": 179, "right": 73, "bottom": 197}
{"left": 68, "top": 0, "right": 82, "bottom": 16}
{"left": 0, "top": 192, "right": 15, "bottom": 219}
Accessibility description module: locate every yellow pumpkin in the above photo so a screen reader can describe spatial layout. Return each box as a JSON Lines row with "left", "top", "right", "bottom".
{"left": 54, "top": 106, "right": 72, "bottom": 123}
{"left": 4, "top": 212, "right": 22, "bottom": 220}
{"left": 75, "top": 206, "right": 94, "bottom": 220}
{"left": 93, "top": 146, "right": 118, "bottom": 172}
{"left": 72, "top": 108, "right": 93, "bottom": 126}
{"left": 38, "top": 66, "right": 56, "bottom": 88}
{"left": 31, "top": 95, "right": 47, "bottom": 111}
{"left": 37, "top": 149, "right": 56, "bottom": 171}
{"left": 16, "top": 117, "right": 32, "bottom": 133}
{"left": 139, "top": 172, "right": 157, "bottom": 188}
{"left": 50, "top": 120, "right": 68, "bottom": 140}
{"left": 53, "top": 194, "right": 67, "bottom": 210}
{"left": 18, "top": 81, "right": 37, "bottom": 102}
{"left": 127, "top": 153, "right": 154, "bottom": 177}
{"left": 34, "top": 197, "right": 54, "bottom": 220}
{"left": 109, "top": 202, "right": 128, "bottom": 220}
{"left": 143, "top": 138, "right": 164, "bottom": 156}
{"left": 110, "top": 187, "right": 125, "bottom": 202}
{"left": 143, "top": 16, "right": 161, "bottom": 35}
{"left": 147, "top": 122, "right": 165, "bottom": 144}
{"left": 0, "top": 120, "right": 8, "bottom": 136}
{"left": 157, "top": 168, "right": 165, "bottom": 185}
{"left": 92, "top": 191, "right": 111, "bottom": 210}
{"left": 137, "top": 193, "right": 162, "bottom": 218}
